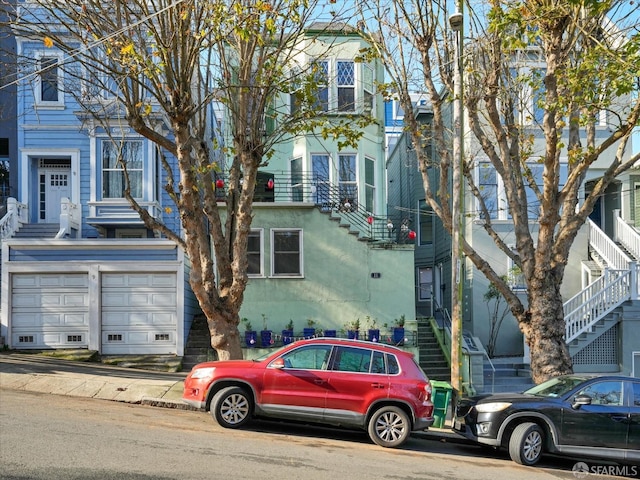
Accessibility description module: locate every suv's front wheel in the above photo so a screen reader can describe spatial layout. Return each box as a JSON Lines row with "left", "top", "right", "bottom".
{"left": 211, "top": 386, "right": 252, "bottom": 428}
{"left": 367, "top": 406, "right": 411, "bottom": 448}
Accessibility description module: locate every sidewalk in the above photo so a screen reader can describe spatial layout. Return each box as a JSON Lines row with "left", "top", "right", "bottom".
{"left": 0, "top": 352, "right": 195, "bottom": 410}
{"left": 0, "top": 351, "right": 464, "bottom": 442}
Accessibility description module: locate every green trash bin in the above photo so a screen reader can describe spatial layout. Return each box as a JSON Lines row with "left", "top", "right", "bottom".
{"left": 430, "top": 380, "right": 453, "bottom": 429}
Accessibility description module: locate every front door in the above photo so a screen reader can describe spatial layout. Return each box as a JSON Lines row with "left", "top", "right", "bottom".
{"left": 39, "top": 163, "right": 71, "bottom": 223}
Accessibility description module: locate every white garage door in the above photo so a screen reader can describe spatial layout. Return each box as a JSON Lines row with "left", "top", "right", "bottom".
{"left": 11, "top": 274, "right": 89, "bottom": 349}
{"left": 101, "top": 273, "right": 177, "bottom": 355}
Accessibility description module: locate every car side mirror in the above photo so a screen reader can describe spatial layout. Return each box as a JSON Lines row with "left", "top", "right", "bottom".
{"left": 571, "top": 393, "right": 592, "bottom": 410}
{"left": 270, "top": 358, "right": 285, "bottom": 369}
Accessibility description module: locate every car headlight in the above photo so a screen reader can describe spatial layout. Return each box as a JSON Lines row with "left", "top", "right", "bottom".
{"left": 190, "top": 367, "right": 215, "bottom": 379}
{"left": 475, "top": 402, "right": 512, "bottom": 413}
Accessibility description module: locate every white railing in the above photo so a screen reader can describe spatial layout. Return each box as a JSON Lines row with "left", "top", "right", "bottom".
{"left": 613, "top": 209, "right": 640, "bottom": 261}
{"left": 56, "top": 198, "right": 80, "bottom": 238}
{"left": 0, "top": 198, "right": 28, "bottom": 240}
{"left": 588, "top": 218, "right": 632, "bottom": 269}
{"left": 564, "top": 269, "right": 631, "bottom": 343}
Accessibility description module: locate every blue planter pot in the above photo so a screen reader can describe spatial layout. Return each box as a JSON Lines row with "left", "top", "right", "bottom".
{"left": 368, "top": 329, "right": 380, "bottom": 342}
{"left": 260, "top": 330, "right": 273, "bottom": 347}
{"left": 281, "top": 329, "right": 294, "bottom": 345}
{"left": 347, "top": 330, "right": 359, "bottom": 340}
{"left": 245, "top": 330, "right": 257, "bottom": 348}
{"left": 392, "top": 327, "right": 405, "bottom": 345}
{"left": 324, "top": 329, "right": 337, "bottom": 337}
{"left": 303, "top": 327, "right": 316, "bottom": 339}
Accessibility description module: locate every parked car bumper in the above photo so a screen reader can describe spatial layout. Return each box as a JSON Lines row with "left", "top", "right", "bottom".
{"left": 415, "top": 416, "right": 435, "bottom": 431}
{"left": 452, "top": 416, "right": 501, "bottom": 446}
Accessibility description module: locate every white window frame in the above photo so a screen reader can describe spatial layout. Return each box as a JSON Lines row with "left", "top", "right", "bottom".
{"left": 247, "top": 228, "right": 265, "bottom": 278}
{"left": 507, "top": 245, "right": 527, "bottom": 291}
{"left": 34, "top": 51, "right": 65, "bottom": 108}
{"left": 270, "top": 228, "right": 303, "bottom": 278}
{"left": 100, "top": 138, "right": 145, "bottom": 200}
{"left": 336, "top": 59, "right": 355, "bottom": 113}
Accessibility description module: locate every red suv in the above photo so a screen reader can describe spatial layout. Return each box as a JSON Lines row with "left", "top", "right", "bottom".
{"left": 183, "top": 337, "right": 434, "bottom": 447}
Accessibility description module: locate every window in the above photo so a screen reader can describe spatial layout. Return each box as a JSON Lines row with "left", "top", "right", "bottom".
{"left": 312, "top": 154, "right": 330, "bottom": 205}
{"left": 419, "top": 200, "right": 433, "bottom": 244}
{"left": 478, "top": 163, "right": 498, "bottom": 219}
{"left": 312, "top": 60, "right": 329, "bottom": 112}
{"left": 40, "top": 56, "right": 60, "bottom": 103}
{"left": 330, "top": 346, "right": 373, "bottom": 372}
{"left": 279, "top": 345, "right": 332, "bottom": 370}
{"left": 102, "top": 140, "right": 143, "bottom": 199}
{"left": 418, "top": 267, "right": 433, "bottom": 301}
{"left": 290, "top": 157, "right": 303, "bottom": 202}
{"left": 508, "top": 245, "right": 526, "bottom": 291}
{"left": 338, "top": 154, "right": 357, "bottom": 205}
{"left": 577, "top": 381, "right": 623, "bottom": 406}
{"left": 632, "top": 381, "right": 640, "bottom": 406}
{"left": 364, "top": 157, "right": 375, "bottom": 212}
{"left": 337, "top": 61, "right": 355, "bottom": 112}
{"left": 247, "top": 229, "right": 263, "bottom": 276}
{"left": 362, "top": 63, "right": 374, "bottom": 114}
{"left": 272, "top": 229, "right": 303, "bottom": 277}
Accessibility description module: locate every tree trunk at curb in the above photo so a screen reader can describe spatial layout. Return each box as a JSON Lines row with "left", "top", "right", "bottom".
{"left": 522, "top": 283, "right": 573, "bottom": 384}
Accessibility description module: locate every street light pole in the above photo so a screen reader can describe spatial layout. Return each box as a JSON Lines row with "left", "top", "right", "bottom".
{"left": 449, "top": 6, "right": 464, "bottom": 395}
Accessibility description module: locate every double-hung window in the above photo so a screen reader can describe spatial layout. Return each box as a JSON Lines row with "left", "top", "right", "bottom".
{"left": 338, "top": 154, "right": 357, "bottom": 204}
{"left": 271, "top": 229, "right": 303, "bottom": 277}
{"left": 36, "top": 53, "right": 64, "bottom": 107}
{"left": 247, "top": 229, "right": 264, "bottom": 277}
{"left": 102, "top": 140, "right": 143, "bottom": 199}
{"left": 312, "top": 60, "right": 329, "bottom": 112}
{"left": 337, "top": 61, "right": 355, "bottom": 112}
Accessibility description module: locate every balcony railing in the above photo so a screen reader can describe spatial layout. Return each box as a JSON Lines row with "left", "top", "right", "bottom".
{"left": 216, "top": 170, "right": 416, "bottom": 244}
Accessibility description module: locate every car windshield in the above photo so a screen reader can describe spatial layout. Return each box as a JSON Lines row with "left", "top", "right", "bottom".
{"left": 253, "top": 344, "right": 288, "bottom": 362}
{"left": 524, "top": 376, "right": 589, "bottom": 397}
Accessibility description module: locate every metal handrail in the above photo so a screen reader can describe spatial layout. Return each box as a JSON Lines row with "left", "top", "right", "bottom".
{"left": 216, "top": 171, "right": 416, "bottom": 244}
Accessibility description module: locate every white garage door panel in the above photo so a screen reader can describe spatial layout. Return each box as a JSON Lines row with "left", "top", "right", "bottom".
{"left": 102, "top": 311, "right": 175, "bottom": 327}
{"left": 11, "top": 273, "right": 89, "bottom": 350}
{"left": 12, "top": 312, "right": 87, "bottom": 327}
{"left": 101, "top": 273, "right": 177, "bottom": 355}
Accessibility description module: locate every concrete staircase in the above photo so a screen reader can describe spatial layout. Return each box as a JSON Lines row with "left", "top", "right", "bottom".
{"left": 482, "top": 357, "right": 535, "bottom": 394}
{"left": 417, "top": 321, "right": 451, "bottom": 382}
{"left": 181, "top": 315, "right": 217, "bottom": 372}
{"left": 13, "top": 223, "right": 60, "bottom": 238}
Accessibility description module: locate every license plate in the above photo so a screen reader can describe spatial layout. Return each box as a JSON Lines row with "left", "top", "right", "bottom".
{"left": 453, "top": 419, "right": 462, "bottom": 430}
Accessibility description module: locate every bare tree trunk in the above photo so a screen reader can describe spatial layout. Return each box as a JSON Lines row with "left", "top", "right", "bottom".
{"left": 207, "top": 311, "right": 243, "bottom": 361}
{"left": 521, "top": 282, "right": 573, "bottom": 384}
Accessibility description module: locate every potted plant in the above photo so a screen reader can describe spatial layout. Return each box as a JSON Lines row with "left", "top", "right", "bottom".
{"left": 366, "top": 316, "right": 380, "bottom": 342}
{"left": 392, "top": 315, "right": 406, "bottom": 345}
{"left": 303, "top": 318, "right": 317, "bottom": 339}
{"left": 323, "top": 325, "right": 337, "bottom": 337}
{"left": 242, "top": 318, "right": 257, "bottom": 348}
{"left": 282, "top": 319, "right": 294, "bottom": 345}
{"left": 345, "top": 318, "right": 360, "bottom": 340}
{"left": 260, "top": 313, "right": 273, "bottom": 347}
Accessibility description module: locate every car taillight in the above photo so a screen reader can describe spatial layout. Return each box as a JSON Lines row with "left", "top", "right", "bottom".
{"left": 424, "top": 381, "right": 432, "bottom": 400}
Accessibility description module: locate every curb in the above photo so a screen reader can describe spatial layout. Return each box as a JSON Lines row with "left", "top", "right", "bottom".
{"left": 140, "top": 396, "right": 201, "bottom": 411}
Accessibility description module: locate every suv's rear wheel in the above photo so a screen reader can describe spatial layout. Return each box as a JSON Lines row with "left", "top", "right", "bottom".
{"left": 508, "top": 422, "right": 543, "bottom": 465}
{"left": 211, "top": 386, "right": 252, "bottom": 428}
{"left": 367, "top": 406, "right": 411, "bottom": 448}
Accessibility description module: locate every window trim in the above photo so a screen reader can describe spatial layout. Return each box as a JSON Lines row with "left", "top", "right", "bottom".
{"left": 34, "top": 51, "right": 65, "bottom": 108}
{"left": 100, "top": 138, "right": 145, "bottom": 200}
{"left": 270, "top": 228, "right": 303, "bottom": 278}
{"left": 247, "top": 228, "right": 265, "bottom": 278}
